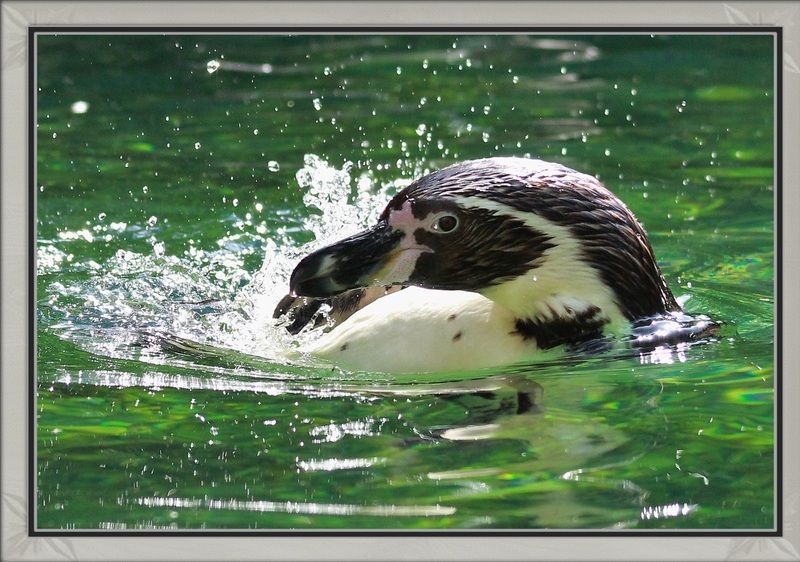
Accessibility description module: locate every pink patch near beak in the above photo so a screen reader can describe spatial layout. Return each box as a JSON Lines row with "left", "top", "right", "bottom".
{"left": 377, "top": 200, "right": 432, "bottom": 283}
{"left": 390, "top": 200, "right": 418, "bottom": 228}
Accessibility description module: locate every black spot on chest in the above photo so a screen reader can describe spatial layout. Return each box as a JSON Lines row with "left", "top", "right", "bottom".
{"left": 514, "top": 306, "right": 607, "bottom": 350}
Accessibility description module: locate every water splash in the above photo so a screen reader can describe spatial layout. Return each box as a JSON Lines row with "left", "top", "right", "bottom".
{"left": 205, "top": 155, "right": 396, "bottom": 359}
{"left": 39, "top": 153, "right": 716, "bottom": 377}
{"left": 40, "top": 154, "right": 397, "bottom": 374}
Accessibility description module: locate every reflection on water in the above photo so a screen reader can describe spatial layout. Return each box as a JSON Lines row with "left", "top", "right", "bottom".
{"left": 36, "top": 33, "right": 774, "bottom": 530}
{"left": 137, "top": 496, "right": 457, "bottom": 517}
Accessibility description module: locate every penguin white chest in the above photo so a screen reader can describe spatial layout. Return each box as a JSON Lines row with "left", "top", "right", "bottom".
{"left": 301, "top": 287, "right": 535, "bottom": 373}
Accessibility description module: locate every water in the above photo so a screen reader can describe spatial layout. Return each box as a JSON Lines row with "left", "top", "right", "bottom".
{"left": 36, "top": 34, "right": 774, "bottom": 530}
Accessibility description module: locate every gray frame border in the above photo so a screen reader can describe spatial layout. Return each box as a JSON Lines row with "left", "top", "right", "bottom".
{"left": 2, "top": 1, "right": 798, "bottom": 561}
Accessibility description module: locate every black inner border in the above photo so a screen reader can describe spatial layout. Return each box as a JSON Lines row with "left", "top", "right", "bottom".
{"left": 27, "top": 25, "right": 783, "bottom": 538}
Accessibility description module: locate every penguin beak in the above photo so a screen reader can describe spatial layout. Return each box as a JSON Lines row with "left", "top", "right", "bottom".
{"left": 289, "top": 221, "right": 406, "bottom": 298}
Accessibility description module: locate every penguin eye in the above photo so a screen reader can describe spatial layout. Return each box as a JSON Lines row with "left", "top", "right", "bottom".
{"left": 432, "top": 214, "right": 459, "bottom": 233}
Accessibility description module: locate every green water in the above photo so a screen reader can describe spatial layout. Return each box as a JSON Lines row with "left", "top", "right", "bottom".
{"left": 36, "top": 33, "right": 775, "bottom": 530}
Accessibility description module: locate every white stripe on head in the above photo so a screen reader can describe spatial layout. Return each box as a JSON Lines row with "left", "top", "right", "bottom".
{"left": 451, "top": 196, "right": 627, "bottom": 330}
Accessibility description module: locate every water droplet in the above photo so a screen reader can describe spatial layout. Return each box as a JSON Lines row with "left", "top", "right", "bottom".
{"left": 52, "top": 133, "right": 57, "bottom": 139}
{"left": 323, "top": 66, "right": 332, "bottom": 76}
{"left": 481, "top": 131, "right": 490, "bottom": 143}
{"left": 415, "top": 124, "right": 427, "bottom": 136}
{"left": 267, "top": 161, "right": 280, "bottom": 172}
{"left": 253, "top": 129, "right": 259, "bottom": 135}
{"left": 561, "top": 147, "right": 567, "bottom": 156}
{"left": 483, "top": 105, "right": 491, "bottom": 115}
{"left": 98, "top": 212, "right": 106, "bottom": 221}
{"left": 194, "top": 142, "right": 201, "bottom": 149}
{"left": 232, "top": 198, "right": 239, "bottom": 207}
{"left": 512, "top": 75, "right": 519, "bottom": 84}
{"left": 560, "top": 66, "right": 567, "bottom": 74}
{"left": 604, "top": 148, "right": 611, "bottom": 156}
{"left": 396, "top": 66, "right": 402, "bottom": 75}
{"left": 312, "top": 98, "right": 322, "bottom": 111}
{"left": 147, "top": 216, "right": 158, "bottom": 227}
{"left": 255, "top": 202, "right": 264, "bottom": 212}
{"left": 142, "top": 185, "right": 149, "bottom": 193}
{"left": 70, "top": 101, "right": 89, "bottom": 114}
{"left": 206, "top": 59, "right": 221, "bottom": 73}
{"left": 152, "top": 241, "right": 165, "bottom": 257}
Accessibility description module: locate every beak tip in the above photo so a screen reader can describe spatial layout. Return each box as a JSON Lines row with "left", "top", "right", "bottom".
{"left": 288, "top": 262, "right": 336, "bottom": 298}
{"left": 288, "top": 275, "right": 307, "bottom": 298}
{"left": 286, "top": 221, "right": 401, "bottom": 298}
{"left": 288, "top": 258, "right": 314, "bottom": 297}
